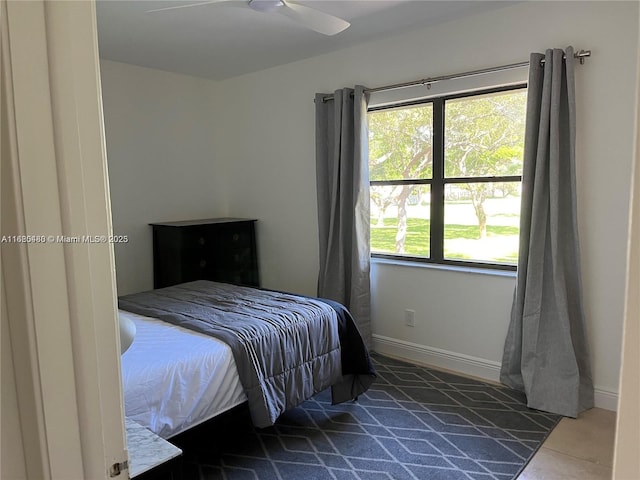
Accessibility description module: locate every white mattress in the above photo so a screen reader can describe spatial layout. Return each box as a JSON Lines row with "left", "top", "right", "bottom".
{"left": 119, "top": 310, "right": 246, "bottom": 439}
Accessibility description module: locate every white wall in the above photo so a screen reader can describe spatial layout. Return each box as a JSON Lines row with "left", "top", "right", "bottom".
{"left": 211, "top": 1, "right": 639, "bottom": 408}
{"left": 101, "top": 60, "right": 224, "bottom": 295}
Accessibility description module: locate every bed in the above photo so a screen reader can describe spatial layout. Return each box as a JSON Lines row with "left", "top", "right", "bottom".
{"left": 119, "top": 280, "right": 375, "bottom": 439}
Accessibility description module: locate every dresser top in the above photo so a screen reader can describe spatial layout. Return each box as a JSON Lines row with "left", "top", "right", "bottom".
{"left": 150, "top": 217, "right": 257, "bottom": 227}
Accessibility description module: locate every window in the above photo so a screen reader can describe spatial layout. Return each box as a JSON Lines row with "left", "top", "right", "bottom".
{"left": 368, "top": 85, "right": 527, "bottom": 269}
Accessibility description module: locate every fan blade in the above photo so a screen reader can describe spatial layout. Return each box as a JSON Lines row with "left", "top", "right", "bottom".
{"left": 145, "top": 0, "right": 232, "bottom": 14}
{"left": 279, "top": 1, "right": 350, "bottom": 36}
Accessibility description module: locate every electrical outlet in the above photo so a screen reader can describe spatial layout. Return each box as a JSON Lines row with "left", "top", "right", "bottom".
{"left": 405, "top": 309, "right": 415, "bottom": 327}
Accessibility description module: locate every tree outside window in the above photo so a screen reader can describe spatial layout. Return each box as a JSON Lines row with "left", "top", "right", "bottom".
{"left": 368, "top": 86, "right": 526, "bottom": 268}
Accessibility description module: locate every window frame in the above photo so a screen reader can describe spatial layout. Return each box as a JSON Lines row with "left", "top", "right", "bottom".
{"left": 369, "top": 83, "right": 527, "bottom": 271}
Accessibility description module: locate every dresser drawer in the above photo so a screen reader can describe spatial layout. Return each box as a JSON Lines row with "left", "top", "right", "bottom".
{"left": 180, "top": 255, "right": 213, "bottom": 280}
{"left": 178, "top": 228, "right": 210, "bottom": 260}
{"left": 215, "top": 227, "right": 252, "bottom": 249}
{"left": 217, "top": 247, "right": 251, "bottom": 269}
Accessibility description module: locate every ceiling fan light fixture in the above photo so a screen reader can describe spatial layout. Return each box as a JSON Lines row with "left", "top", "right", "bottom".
{"left": 248, "top": 0, "right": 284, "bottom": 13}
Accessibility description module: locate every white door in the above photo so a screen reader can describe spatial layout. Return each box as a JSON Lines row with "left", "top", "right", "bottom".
{"left": 1, "top": 1, "right": 128, "bottom": 478}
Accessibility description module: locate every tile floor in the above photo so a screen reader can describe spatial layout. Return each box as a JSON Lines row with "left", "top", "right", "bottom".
{"left": 518, "top": 407, "right": 617, "bottom": 480}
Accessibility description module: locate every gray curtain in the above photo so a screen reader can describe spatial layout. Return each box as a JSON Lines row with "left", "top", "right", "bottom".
{"left": 500, "top": 47, "right": 594, "bottom": 417}
{"left": 315, "top": 86, "right": 371, "bottom": 348}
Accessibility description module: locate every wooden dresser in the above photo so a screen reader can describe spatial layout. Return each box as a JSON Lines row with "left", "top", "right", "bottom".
{"left": 150, "top": 218, "right": 259, "bottom": 289}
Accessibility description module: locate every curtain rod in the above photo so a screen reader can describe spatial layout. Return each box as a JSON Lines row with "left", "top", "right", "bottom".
{"left": 319, "top": 49, "right": 591, "bottom": 103}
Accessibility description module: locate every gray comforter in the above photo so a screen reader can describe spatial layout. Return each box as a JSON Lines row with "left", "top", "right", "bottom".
{"left": 118, "top": 280, "right": 375, "bottom": 428}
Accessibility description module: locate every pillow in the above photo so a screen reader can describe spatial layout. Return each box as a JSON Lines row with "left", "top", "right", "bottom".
{"left": 118, "top": 312, "right": 136, "bottom": 354}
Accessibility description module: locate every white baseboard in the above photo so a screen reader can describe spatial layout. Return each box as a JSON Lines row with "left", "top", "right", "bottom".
{"left": 372, "top": 334, "right": 503, "bottom": 382}
{"left": 594, "top": 388, "right": 619, "bottom": 412}
{"left": 372, "top": 334, "right": 618, "bottom": 412}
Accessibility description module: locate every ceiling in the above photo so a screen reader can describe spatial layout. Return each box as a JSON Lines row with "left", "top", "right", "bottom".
{"left": 96, "top": 0, "right": 513, "bottom": 81}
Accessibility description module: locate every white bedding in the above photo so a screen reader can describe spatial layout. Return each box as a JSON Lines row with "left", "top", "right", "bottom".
{"left": 119, "top": 310, "right": 246, "bottom": 439}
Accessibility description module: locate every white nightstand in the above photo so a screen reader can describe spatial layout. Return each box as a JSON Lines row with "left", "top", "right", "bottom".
{"left": 125, "top": 418, "right": 182, "bottom": 478}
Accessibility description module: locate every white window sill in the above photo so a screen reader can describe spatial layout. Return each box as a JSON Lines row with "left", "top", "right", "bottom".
{"left": 371, "top": 256, "right": 517, "bottom": 279}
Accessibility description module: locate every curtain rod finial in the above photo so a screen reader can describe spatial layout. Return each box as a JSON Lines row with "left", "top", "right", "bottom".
{"left": 575, "top": 49, "right": 591, "bottom": 65}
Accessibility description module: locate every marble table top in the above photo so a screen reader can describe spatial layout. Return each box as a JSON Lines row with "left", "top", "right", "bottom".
{"left": 125, "top": 418, "right": 182, "bottom": 477}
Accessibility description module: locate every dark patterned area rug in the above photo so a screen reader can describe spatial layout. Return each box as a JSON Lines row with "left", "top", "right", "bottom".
{"left": 169, "top": 354, "right": 560, "bottom": 480}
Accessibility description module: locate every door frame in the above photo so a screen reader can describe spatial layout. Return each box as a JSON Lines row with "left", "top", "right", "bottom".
{"left": 1, "top": 1, "right": 128, "bottom": 478}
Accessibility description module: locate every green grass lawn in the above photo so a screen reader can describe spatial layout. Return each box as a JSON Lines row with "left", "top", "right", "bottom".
{"left": 371, "top": 217, "right": 519, "bottom": 264}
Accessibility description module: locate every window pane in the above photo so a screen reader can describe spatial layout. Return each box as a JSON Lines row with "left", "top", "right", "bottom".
{"left": 368, "top": 104, "right": 433, "bottom": 181}
{"left": 444, "top": 89, "right": 526, "bottom": 178}
{"left": 444, "top": 183, "right": 520, "bottom": 264}
{"left": 371, "top": 185, "right": 430, "bottom": 257}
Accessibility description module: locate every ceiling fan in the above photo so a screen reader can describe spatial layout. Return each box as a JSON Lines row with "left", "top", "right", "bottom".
{"left": 146, "top": 0, "right": 351, "bottom": 36}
